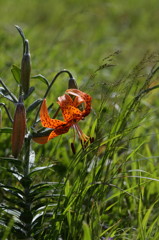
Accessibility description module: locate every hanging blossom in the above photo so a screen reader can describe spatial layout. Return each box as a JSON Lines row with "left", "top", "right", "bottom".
{"left": 33, "top": 89, "right": 93, "bottom": 148}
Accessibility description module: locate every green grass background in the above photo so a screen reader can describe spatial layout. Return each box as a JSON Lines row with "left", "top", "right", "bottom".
{"left": 1, "top": 0, "right": 159, "bottom": 239}
{"left": 1, "top": 0, "right": 159, "bottom": 78}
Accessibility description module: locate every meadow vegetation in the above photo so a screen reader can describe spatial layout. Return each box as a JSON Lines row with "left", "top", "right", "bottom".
{"left": 0, "top": 0, "right": 159, "bottom": 239}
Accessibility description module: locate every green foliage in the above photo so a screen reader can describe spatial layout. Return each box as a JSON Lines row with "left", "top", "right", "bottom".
{"left": 1, "top": 1, "right": 159, "bottom": 239}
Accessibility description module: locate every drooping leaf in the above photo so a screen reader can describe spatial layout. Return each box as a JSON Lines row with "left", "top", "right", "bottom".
{"left": 7, "top": 169, "right": 23, "bottom": 178}
{"left": 31, "top": 212, "right": 54, "bottom": 234}
{"left": 0, "top": 219, "right": 8, "bottom": 228}
{"left": 23, "top": 86, "right": 35, "bottom": 100}
{"left": 29, "top": 164, "right": 55, "bottom": 176}
{"left": 33, "top": 194, "right": 61, "bottom": 202}
{"left": 0, "top": 127, "right": 12, "bottom": 134}
{"left": 32, "top": 74, "right": 49, "bottom": 87}
{"left": 0, "top": 184, "right": 24, "bottom": 200}
{"left": 31, "top": 202, "right": 57, "bottom": 212}
{"left": 32, "top": 128, "right": 53, "bottom": 139}
{"left": 12, "top": 224, "right": 27, "bottom": 239}
{"left": 30, "top": 185, "right": 59, "bottom": 197}
{"left": 3, "top": 195, "right": 25, "bottom": 208}
{"left": 11, "top": 171, "right": 23, "bottom": 181}
{"left": 11, "top": 65, "right": 21, "bottom": 84}
{"left": 26, "top": 99, "right": 43, "bottom": 113}
{"left": 3, "top": 208, "right": 21, "bottom": 218}
{"left": 30, "top": 181, "right": 63, "bottom": 190}
{"left": 0, "top": 87, "right": 18, "bottom": 102}
{"left": 0, "top": 157, "right": 21, "bottom": 166}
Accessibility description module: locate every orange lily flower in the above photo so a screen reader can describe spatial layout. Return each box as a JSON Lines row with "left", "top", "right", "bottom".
{"left": 33, "top": 89, "right": 92, "bottom": 145}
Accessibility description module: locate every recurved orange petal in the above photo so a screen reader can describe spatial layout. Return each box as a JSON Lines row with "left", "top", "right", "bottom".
{"left": 66, "top": 89, "right": 92, "bottom": 117}
{"left": 73, "top": 95, "right": 85, "bottom": 107}
{"left": 58, "top": 94, "right": 82, "bottom": 122}
{"left": 40, "top": 99, "right": 67, "bottom": 128}
{"left": 57, "top": 94, "right": 73, "bottom": 107}
{"left": 66, "top": 89, "right": 87, "bottom": 98}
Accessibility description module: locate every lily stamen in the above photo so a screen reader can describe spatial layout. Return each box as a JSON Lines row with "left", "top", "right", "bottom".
{"left": 73, "top": 124, "right": 90, "bottom": 143}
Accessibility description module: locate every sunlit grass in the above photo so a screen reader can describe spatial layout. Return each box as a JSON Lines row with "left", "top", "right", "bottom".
{"left": 1, "top": 0, "right": 159, "bottom": 239}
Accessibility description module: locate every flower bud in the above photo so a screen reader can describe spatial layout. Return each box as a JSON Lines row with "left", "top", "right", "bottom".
{"left": 21, "top": 40, "right": 31, "bottom": 94}
{"left": 68, "top": 77, "right": 78, "bottom": 89}
{"left": 12, "top": 102, "right": 26, "bottom": 158}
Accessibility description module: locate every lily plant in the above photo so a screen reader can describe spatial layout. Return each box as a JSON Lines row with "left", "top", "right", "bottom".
{"left": 0, "top": 26, "right": 92, "bottom": 239}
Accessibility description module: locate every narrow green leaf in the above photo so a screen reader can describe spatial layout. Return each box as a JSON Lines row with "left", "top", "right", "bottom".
{"left": 33, "top": 194, "right": 61, "bottom": 202}
{"left": 0, "top": 157, "right": 21, "bottom": 165}
{"left": 32, "top": 212, "right": 53, "bottom": 225}
{"left": 30, "top": 182, "right": 62, "bottom": 190}
{"left": 31, "top": 202, "right": 57, "bottom": 212}
{"left": 29, "top": 164, "right": 55, "bottom": 176}
{"left": 142, "top": 200, "right": 158, "bottom": 232}
{"left": 0, "top": 127, "right": 12, "bottom": 134}
{"left": 0, "top": 219, "right": 7, "bottom": 228}
{"left": 2, "top": 217, "right": 15, "bottom": 240}
{"left": 15, "top": 25, "right": 25, "bottom": 43}
{"left": 26, "top": 99, "right": 43, "bottom": 113}
{"left": 15, "top": 25, "right": 26, "bottom": 55}
{"left": 0, "top": 87, "right": 17, "bottom": 102}
{"left": 3, "top": 195, "right": 25, "bottom": 208}
{"left": 32, "top": 74, "right": 49, "bottom": 86}
{"left": 100, "top": 220, "right": 121, "bottom": 238}
{"left": 12, "top": 225, "right": 26, "bottom": 238}
{"left": 0, "top": 184, "right": 24, "bottom": 195}
{"left": 147, "top": 216, "right": 159, "bottom": 238}
{"left": 23, "top": 86, "right": 35, "bottom": 100}
{"left": 30, "top": 185, "right": 58, "bottom": 197}
{"left": 0, "top": 103, "right": 13, "bottom": 123}
{"left": 2, "top": 189, "right": 24, "bottom": 201}
{"left": 32, "top": 128, "right": 52, "bottom": 138}
{"left": 3, "top": 208, "right": 21, "bottom": 218}
{"left": 11, "top": 65, "right": 21, "bottom": 84}
{"left": 7, "top": 169, "right": 23, "bottom": 178}
{"left": 0, "top": 184, "right": 24, "bottom": 199}
{"left": 83, "top": 222, "right": 92, "bottom": 240}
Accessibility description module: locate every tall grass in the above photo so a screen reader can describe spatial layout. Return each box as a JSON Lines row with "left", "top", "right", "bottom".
{"left": 1, "top": 1, "right": 159, "bottom": 239}
{"left": 1, "top": 39, "right": 159, "bottom": 239}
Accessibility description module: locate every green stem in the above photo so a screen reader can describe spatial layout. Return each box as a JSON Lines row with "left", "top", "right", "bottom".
{"left": 44, "top": 69, "right": 73, "bottom": 98}
{"left": 23, "top": 136, "right": 31, "bottom": 176}
{"left": 21, "top": 135, "right": 33, "bottom": 238}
